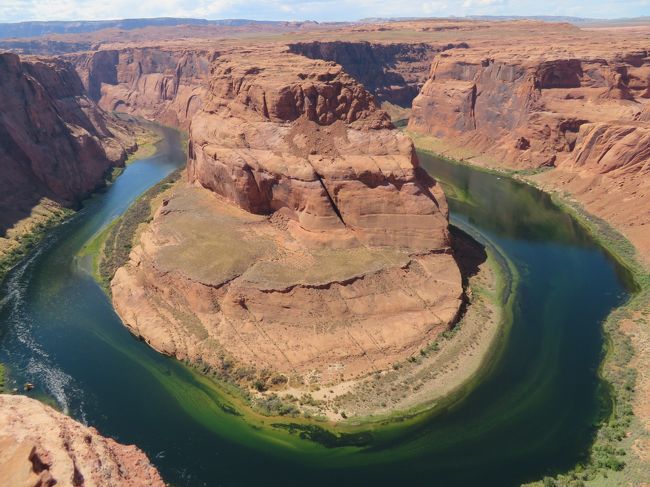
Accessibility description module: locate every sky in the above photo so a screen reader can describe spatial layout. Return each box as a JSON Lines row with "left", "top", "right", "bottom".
{"left": 0, "top": 0, "right": 648, "bottom": 23}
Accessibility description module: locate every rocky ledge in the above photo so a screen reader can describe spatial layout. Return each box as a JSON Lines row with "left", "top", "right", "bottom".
{"left": 0, "top": 394, "right": 163, "bottom": 487}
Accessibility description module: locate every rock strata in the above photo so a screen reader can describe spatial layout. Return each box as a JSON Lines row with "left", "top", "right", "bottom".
{"left": 407, "top": 37, "right": 650, "bottom": 262}
{"left": 0, "top": 394, "right": 164, "bottom": 487}
{"left": 111, "top": 49, "right": 463, "bottom": 390}
{"left": 288, "top": 41, "right": 468, "bottom": 107}
{"left": 0, "top": 52, "right": 133, "bottom": 234}
{"left": 71, "top": 47, "right": 216, "bottom": 129}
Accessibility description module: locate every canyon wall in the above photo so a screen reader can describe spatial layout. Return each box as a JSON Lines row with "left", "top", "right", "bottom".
{"left": 0, "top": 394, "right": 163, "bottom": 487}
{"left": 111, "top": 48, "right": 463, "bottom": 390}
{"left": 408, "top": 48, "right": 650, "bottom": 261}
{"left": 409, "top": 51, "right": 650, "bottom": 169}
{"left": 0, "top": 52, "right": 133, "bottom": 235}
{"left": 70, "top": 47, "right": 217, "bottom": 129}
{"left": 288, "top": 41, "right": 468, "bottom": 107}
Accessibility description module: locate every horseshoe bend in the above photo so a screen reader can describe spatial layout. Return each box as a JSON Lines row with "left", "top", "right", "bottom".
{"left": 0, "top": 14, "right": 649, "bottom": 487}
{"left": 110, "top": 49, "right": 466, "bottom": 400}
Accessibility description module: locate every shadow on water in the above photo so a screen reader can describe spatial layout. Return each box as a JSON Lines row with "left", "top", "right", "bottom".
{"left": 450, "top": 225, "right": 488, "bottom": 286}
{"left": 0, "top": 137, "right": 634, "bottom": 486}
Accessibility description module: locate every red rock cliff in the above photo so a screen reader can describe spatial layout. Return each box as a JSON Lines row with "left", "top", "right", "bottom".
{"left": 71, "top": 47, "right": 216, "bottom": 129}
{"left": 188, "top": 49, "right": 451, "bottom": 251}
{"left": 408, "top": 46, "right": 650, "bottom": 261}
{"left": 0, "top": 394, "right": 164, "bottom": 487}
{"left": 409, "top": 50, "right": 650, "bottom": 171}
{"left": 0, "top": 52, "right": 132, "bottom": 233}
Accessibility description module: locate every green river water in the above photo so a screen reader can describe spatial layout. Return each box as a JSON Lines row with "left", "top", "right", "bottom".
{"left": 0, "top": 126, "right": 633, "bottom": 486}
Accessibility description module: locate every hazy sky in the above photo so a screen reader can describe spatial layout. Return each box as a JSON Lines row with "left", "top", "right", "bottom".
{"left": 0, "top": 0, "right": 648, "bottom": 23}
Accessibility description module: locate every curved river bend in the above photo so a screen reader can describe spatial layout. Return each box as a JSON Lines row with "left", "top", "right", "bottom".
{"left": 0, "top": 127, "right": 632, "bottom": 486}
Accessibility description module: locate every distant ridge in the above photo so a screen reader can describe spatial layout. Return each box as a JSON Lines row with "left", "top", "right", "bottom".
{"left": 0, "top": 18, "right": 321, "bottom": 39}
{"left": 1, "top": 15, "right": 648, "bottom": 40}
{"left": 360, "top": 15, "right": 650, "bottom": 25}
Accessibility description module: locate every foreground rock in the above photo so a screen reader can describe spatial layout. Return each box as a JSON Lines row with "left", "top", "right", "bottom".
{"left": 111, "top": 49, "right": 463, "bottom": 398}
{"left": 0, "top": 394, "right": 163, "bottom": 487}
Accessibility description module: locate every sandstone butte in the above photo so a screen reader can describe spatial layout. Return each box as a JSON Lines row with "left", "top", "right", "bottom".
{"left": 0, "top": 394, "right": 164, "bottom": 487}
{"left": 110, "top": 48, "right": 464, "bottom": 386}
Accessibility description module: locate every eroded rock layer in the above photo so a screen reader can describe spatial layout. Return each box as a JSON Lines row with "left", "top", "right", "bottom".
{"left": 408, "top": 41, "right": 650, "bottom": 262}
{"left": 70, "top": 47, "right": 216, "bottom": 129}
{"left": 0, "top": 394, "right": 163, "bottom": 487}
{"left": 0, "top": 52, "right": 133, "bottom": 234}
{"left": 288, "top": 41, "right": 467, "bottom": 107}
{"left": 111, "top": 49, "right": 463, "bottom": 386}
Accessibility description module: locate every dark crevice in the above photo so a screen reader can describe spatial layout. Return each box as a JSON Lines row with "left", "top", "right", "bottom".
{"left": 314, "top": 171, "right": 346, "bottom": 226}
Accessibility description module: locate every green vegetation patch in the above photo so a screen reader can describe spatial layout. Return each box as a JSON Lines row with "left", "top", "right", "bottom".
{"left": 126, "top": 126, "right": 164, "bottom": 164}
{"left": 243, "top": 247, "right": 410, "bottom": 290}
{"left": 0, "top": 207, "right": 73, "bottom": 285}
{"left": 96, "top": 169, "right": 182, "bottom": 289}
{"left": 271, "top": 423, "right": 373, "bottom": 448}
{"left": 0, "top": 363, "right": 6, "bottom": 393}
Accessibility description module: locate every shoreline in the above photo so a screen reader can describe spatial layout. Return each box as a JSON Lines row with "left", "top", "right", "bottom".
{"left": 409, "top": 133, "right": 650, "bottom": 486}
{"left": 0, "top": 118, "right": 163, "bottom": 288}
{"left": 316, "top": 220, "right": 517, "bottom": 424}
{"left": 0, "top": 203, "right": 74, "bottom": 286}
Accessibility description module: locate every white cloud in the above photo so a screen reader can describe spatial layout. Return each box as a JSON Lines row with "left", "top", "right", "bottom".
{"left": 422, "top": 2, "right": 449, "bottom": 15}
{"left": 463, "top": 0, "right": 506, "bottom": 7}
{"left": 0, "top": 0, "right": 234, "bottom": 22}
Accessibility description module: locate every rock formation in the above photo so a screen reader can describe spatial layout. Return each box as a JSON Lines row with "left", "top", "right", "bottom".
{"left": 409, "top": 51, "right": 650, "bottom": 169}
{"left": 288, "top": 41, "right": 468, "bottom": 107}
{"left": 0, "top": 52, "right": 133, "bottom": 235}
{"left": 408, "top": 40, "right": 650, "bottom": 262}
{"left": 111, "top": 48, "right": 463, "bottom": 388}
{"left": 71, "top": 47, "right": 216, "bottom": 129}
{"left": 0, "top": 394, "right": 163, "bottom": 487}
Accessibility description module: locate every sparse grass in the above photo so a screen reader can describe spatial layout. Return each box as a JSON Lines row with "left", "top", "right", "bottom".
{"left": 255, "top": 393, "right": 300, "bottom": 417}
{"left": 0, "top": 363, "right": 6, "bottom": 393}
{"left": 95, "top": 169, "right": 182, "bottom": 290}
{"left": 244, "top": 247, "right": 410, "bottom": 289}
{"left": 125, "top": 128, "right": 164, "bottom": 165}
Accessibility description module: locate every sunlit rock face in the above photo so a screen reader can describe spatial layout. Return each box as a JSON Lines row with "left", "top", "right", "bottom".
{"left": 0, "top": 394, "right": 164, "bottom": 487}
{"left": 112, "top": 47, "right": 463, "bottom": 389}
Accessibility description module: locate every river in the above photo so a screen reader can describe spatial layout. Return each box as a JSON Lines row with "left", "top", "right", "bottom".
{"left": 0, "top": 127, "right": 632, "bottom": 486}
